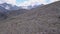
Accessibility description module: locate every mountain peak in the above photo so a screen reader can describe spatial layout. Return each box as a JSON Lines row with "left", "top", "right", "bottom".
{"left": 0, "top": 3, "right": 19, "bottom": 10}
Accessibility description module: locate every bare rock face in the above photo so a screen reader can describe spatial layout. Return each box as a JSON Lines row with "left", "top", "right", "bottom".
{"left": 0, "top": 1, "right": 60, "bottom": 34}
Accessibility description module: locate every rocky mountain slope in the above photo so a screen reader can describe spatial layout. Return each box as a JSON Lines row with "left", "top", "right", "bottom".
{"left": 0, "top": 4, "right": 29, "bottom": 20}
{"left": 0, "top": 6, "right": 8, "bottom": 20}
{"left": 7, "top": 9, "right": 29, "bottom": 18}
{"left": 0, "top": 1, "right": 60, "bottom": 34}
{"left": 0, "top": 8, "right": 29, "bottom": 20}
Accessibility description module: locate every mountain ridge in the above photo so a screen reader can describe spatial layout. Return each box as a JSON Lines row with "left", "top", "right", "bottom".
{"left": 0, "top": 3, "right": 20, "bottom": 10}
{"left": 0, "top": 1, "right": 60, "bottom": 34}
